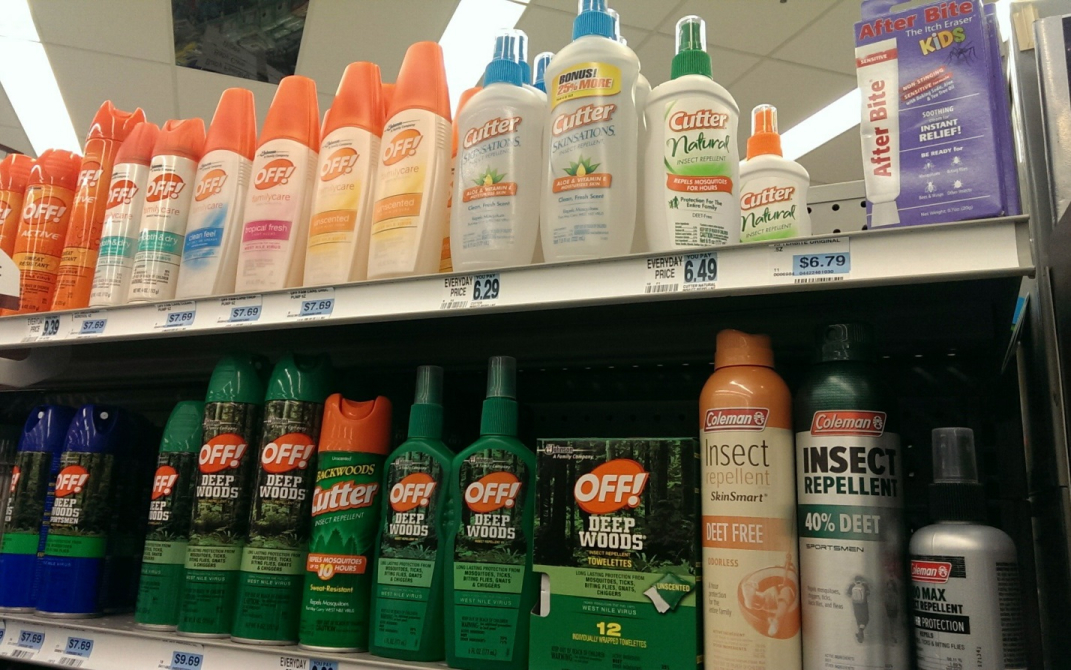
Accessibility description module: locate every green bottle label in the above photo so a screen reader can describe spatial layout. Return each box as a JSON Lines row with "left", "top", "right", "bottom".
{"left": 44, "top": 451, "right": 114, "bottom": 559}
{"left": 232, "top": 399, "right": 322, "bottom": 642}
{"left": 1, "top": 450, "right": 54, "bottom": 555}
{"left": 299, "top": 451, "right": 384, "bottom": 650}
{"left": 373, "top": 451, "right": 445, "bottom": 652}
{"left": 452, "top": 449, "right": 530, "bottom": 662}
{"left": 178, "top": 400, "right": 260, "bottom": 636}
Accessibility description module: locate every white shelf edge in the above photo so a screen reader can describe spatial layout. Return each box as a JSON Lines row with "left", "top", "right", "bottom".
{"left": 0, "top": 216, "right": 1032, "bottom": 351}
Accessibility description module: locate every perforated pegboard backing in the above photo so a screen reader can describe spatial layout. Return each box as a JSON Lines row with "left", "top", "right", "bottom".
{"left": 809, "top": 180, "right": 868, "bottom": 235}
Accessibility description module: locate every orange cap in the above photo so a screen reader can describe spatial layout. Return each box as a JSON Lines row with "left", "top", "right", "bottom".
{"left": 115, "top": 122, "right": 161, "bottom": 166}
{"left": 319, "top": 393, "right": 393, "bottom": 455}
{"left": 153, "top": 118, "right": 206, "bottom": 162}
{"left": 323, "top": 62, "right": 384, "bottom": 138}
{"left": 204, "top": 88, "right": 257, "bottom": 160}
{"left": 84, "top": 101, "right": 146, "bottom": 143}
{"left": 260, "top": 75, "right": 320, "bottom": 149}
{"left": 746, "top": 104, "right": 782, "bottom": 159}
{"left": 30, "top": 149, "right": 82, "bottom": 191}
{"left": 451, "top": 86, "right": 482, "bottom": 157}
{"left": 390, "top": 41, "right": 450, "bottom": 121}
{"left": 380, "top": 83, "right": 395, "bottom": 121}
{"left": 0, "top": 154, "right": 34, "bottom": 192}
{"left": 714, "top": 329, "right": 774, "bottom": 369}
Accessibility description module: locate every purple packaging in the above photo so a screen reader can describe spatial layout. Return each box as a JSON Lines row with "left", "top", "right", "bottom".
{"left": 855, "top": 0, "right": 1017, "bottom": 228}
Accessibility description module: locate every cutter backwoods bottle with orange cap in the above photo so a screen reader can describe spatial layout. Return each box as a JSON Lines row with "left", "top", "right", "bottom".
{"left": 701, "top": 329, "right": 801, "bottom": 669}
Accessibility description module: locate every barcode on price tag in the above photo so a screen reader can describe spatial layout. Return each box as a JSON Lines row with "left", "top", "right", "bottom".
{"left": 23, "top": 314, "right": 64, "bottom": 343}
{"left": 155, "top": 301, "right": 197, "bottom": 329}
{"left": 217, "top": 295, "right": 262, "bottom": 325}
{"left": 71, "top": 312, "right": 107, "bottom": 337}
{"left": 644, "top": 255, "right": 684, "bottom": 294}
{"left": 770, "top": 236, "right": 851, "bottom": 284}
{"left": 287, "top": 288, "right": 334, "bottom": 319}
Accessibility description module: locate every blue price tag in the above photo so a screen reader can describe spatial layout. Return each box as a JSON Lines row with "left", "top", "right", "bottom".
{"left": 471, "top": 273, "right": 500, "bottom": 303}
{"left": 792, "top": 251, "right": 851, "bottom": 276}
{"left": 683, "top": 252, "right": 718, "bottom": 286}
{"left": 165, "top": 310, "right": 196, "bottom": 327}
{"left": 17, "top": 630, "right": 44, "bottom": 650}
{"left": 300, "top": 298, "right": 334, "bottom": 317}
{"left": 79, "top": 318, "right": 107, "bottom": 335}
{"left": 64, "top": 637, "right": 93, "bottom": 658}
{"left": 171, "top": 650, "right": 203, "bottom": 670}
{"left": 229, "top": 305, "right": 261, "bottom": 323}
{"left": 310, "top": 661, "right": 338, "bottom": 670}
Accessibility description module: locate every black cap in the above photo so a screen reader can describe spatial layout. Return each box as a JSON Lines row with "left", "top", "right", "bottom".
{"left": 814, "top": 323, "right": 876, "bottom": 363}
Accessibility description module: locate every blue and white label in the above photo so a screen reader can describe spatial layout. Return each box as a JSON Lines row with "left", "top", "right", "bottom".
{"left": 64, "top": 637, "right": 93, "bottom": 658}
{"left": 170, "top": 650, "right": 203, "bottom": 670}
{"left": 682, "top": 252, "right": 718, "bottom": 291}
{"left": 471, "top": 273, "right": 501, "bottom": 305}
{"left": 183, "top": 225, "right": 223, "bottom": 254}
{"left": 71, "top": 311, "right": 108, "bottom": 337}
{"left": 216, "top": 294, "right": 262, "bottom": 326}
{"left": 310, "top": 661, "right": 338, "bottom": 670}
{"left": 16, "top": 629, "right": 43, "bottom": 650}
{"left": 155, "top": 301, "right": 197, "bottom": 330}
{"left": 770, "top": 236, "right": 851, "bottom": 283}
{"left": 287, "top": 287, "right": 334, "bottom": 320}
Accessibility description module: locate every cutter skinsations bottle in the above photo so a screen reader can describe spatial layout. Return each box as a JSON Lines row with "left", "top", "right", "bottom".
{"left": 0, "top": 154, "right": 35, "bottom": 258}
{"left": 304, "top": 62, "right": 383, "bottom": 286}
{"left": 299, "top": 393, "right": 393, "bottom": 651}
{"left": 89, "top": 122, "right": 160, "bottom": 307}
{"left": 909, "top": 428, "right": 1027, "bottom": 670}
{"left": 739, "top": 105, "right": 811, "bottom": 243}
{"left": 135, "top": 401, "right": 205, "bottom": 630}
{"left": 8, "top": 150, "right": 82, "bottom": 314}
{"left": 701, "top": 330, "right": 801, "bottom": 670}
{"left": 795, "top": 323, "right": 909, "bottom": 670}
{"left": 451, "top": 31, "right": 543, "bottom": 272}
{"left": 232, "top": 353, "right": 332, "bottom": 645}
{"left": 442, "top": 86, "right": 481, "bottom": 274}
{"left": 174, "top": 88, "right": 256, "bottom": 299}
{"left": 541, "top": 0, "right": 639, "bottom": 262}
{"left": 367, "top": 41, "right": 452, "bottom": 279}
{"left": 235, "top": 75, "right": 320, "bottom": 292}
{"left": 128, "top": 118, "right": 207, "bottom": 302}
{"left": 51, "top": 101, "right": 146, "bottom": 310}
{"left": 646, "top": 16, "right": 740, "bottom": 250}
{"left": 178, "top": 353, "right": 267, "bottom": 637}
{"left": 369, "top": 366, "right": 452, "bottom": 661}
{"left": 445, "top": 356, "right": 536, "bottom": 670}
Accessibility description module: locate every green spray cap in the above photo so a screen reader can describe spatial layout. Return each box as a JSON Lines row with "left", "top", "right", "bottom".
{"left": 408, "top": 365, "right": 444, "bottom": 439}
{"left": 814, "top": 323, "right": 876, "bottom": 363}
{"left": 480, "top": 355, "right": 518, "bottom": 436}
{"left": 264, "top": 353, "right": 333, "bottom": 403}
{"left": 160, "top": 401, "right": 205, "bottom": 454}
{"left": 672, "top": 15, "right": 712, "bottom": 79}
{"left": 205, "top": 353, "right": 269, "bottom": 404}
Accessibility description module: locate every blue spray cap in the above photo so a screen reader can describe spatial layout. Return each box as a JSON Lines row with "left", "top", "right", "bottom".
{"left": 63, "top": 405, "right": 127, "bottom": 455}
{"left": 573, "top": 0, "right": 615, "bottom": 40}
{"left": 484, "top": 29, "right": 526, "bottom": 87}
{"left": 533, "top": 51, "right": 553, "bottom": 92}
{"left": 18, "top": 405, "right": 75, "bottom": 454}
{"left": 516, "top": 30, "right": 531, "bottom": 84}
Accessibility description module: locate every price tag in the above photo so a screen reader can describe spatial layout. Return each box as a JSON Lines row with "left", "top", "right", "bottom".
{"left": 441, "top": 273, "right": 502, "bottom": 310}
{"left": 23, "top": 314, "right": 64, "bottom": 343}
{"left": 216, "top": 295, "right": 262, "bottom": 325}
{"left": 155, "top": 301, "right": 197, "bottom": 330}
{"left": 170, "top": 650, "right": 204, "bottom": 670}
{"left": 770, "top": 236, "right": 851, "bottom": 284}
{"left": 643, "top": 255, "right": 685, "bottom": 294}
{"left": 17, "top": 629, "right": 44, "bottom": 651}
{"left": 287, "top": 288, "right": 334, "bottom": 320}
{"left": 310, "top": 660, "right": 338, "bottom": 670}
{"left": 682, "top": 252, "right": 718, "bottom": 291}
{"left": 71, "top": 311, "right": 108, "bottom": 338}
{"left": 470, "top": 273, "right": 500, "bottom": 307}
{"left": 63, "top": 636, "right": 93, "bottom": 658}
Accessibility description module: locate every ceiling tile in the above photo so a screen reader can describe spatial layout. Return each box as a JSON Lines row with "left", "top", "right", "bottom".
{"left": 531, "top": 0, "right": 681, "bottom": 29}
{"left": 730, "top": 58, "right": 855, "bottom": 131}
{"left": 0, "top": 86, "right": 22, "bottom": 129}
{"left": 636, "top": 33, "right": 759, "bottom": 91}
{"left": 659, "top": 0, "right": 837, "bottom": 56}
{"left": 518, "top": 5, "right": 647, "bottom": 65}
{"left": 797, "top": 130, "right": 864, "bottom": 186}
{"left": 773, "top": 0, "right": 857, "bottom": 75}
{"left": 0, "top": 127, "right": 33, "bottom": 156}
{"left": 29, "top": 0, "right": 174, "bottom": 64}
{"left": 175, "top": 67, "right": 279, "bottom": 135}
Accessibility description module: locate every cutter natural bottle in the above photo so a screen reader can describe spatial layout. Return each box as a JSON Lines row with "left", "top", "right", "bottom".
{"left": 700, "top": 330, "right": 801, "bottom": 670}
{"left": 909, "top": 428, "right": 1027, "bottom": 670}
{"left": 304, "top": 62, "right": 383, "bottom": 286}
{"left": 0, "top": 154, "right": 35, "bottom": 258}
{"left": 739, "top": 105, "right": 811, "bottom": 243}
{"left": 367, "top": 41, "right": 452, "bottom": 279}
{"left": 299, "top": 393, "right": 393, "bottom": 652}
{"left": 369, "top": 366, "right": 452, "bottom": 661}
{"left": 442, "top": 86, "right": 481, "bottom": 274}
{"left": 135, "top": 400, "right": 205, "bottom": 630}
{"left": 541, "top": 0, "right": 639, "bottom": 262}
{"left": 235, "top": 75, "right": 320, "bottom": 292}
{"left": 445, "top": 356, "right": 536, "bottom": 670}
{"left": 175, "top": 88, "right": 257, "bottom": 299}
{"left": 128, "top": 118, "right": 207, "bottom": 302}
{"left": 646, "top": 16, "right": 741, "bottom": 250}
{"left": 52, "top": 101, "right": 146, "bottom": 309}
{"left": 451, "top": 30, "right": 543, "bottom": 271}
{"left": 89, "top": 122, "right": 160, "bottom": 306}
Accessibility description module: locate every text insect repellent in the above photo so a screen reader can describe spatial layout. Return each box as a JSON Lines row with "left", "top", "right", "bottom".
{"left": 541, "top": 0, "right": 640, "bottom": 262}
{"left": 128, "top": 118, "right": 207, "bottom": 302}
{"left": 51, "top": 101, "right": 146, "bottom": 310}
{"left": 0, "top": 154, "right": 35, "bottom": 261}
{"left": 174, "top": 88, "right": 257, "bottom": 299}
{"left": 738, "top": 105, "right": 811, "bottom": 243}
{"left": 235, "top": 76, "right": 320, "bottom": 292}
{"left": 646, "top": 16, "right": 740, "bottom": 251}
{"left": 304, "top": 62, "right": 383, "bottom": 286}
{"left": 451, "top": 30, "right": 543, "bottom": 272}
{"left": 369, "top": 366, "right": 452, "bottom": 662}
{"left": 367, "top": 42, "right": 453, "bottom": 279}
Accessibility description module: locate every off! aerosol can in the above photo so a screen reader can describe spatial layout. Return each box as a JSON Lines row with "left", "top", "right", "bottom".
{"left": 0, "top": 406, "right": 75, "bottom": 611}
{"left": 135, "top": 401, "right": 205, "bottom": 630}
{"left": 700, "top": 330, "right": 801, "bottom": 669}
{"left": 37, "top": 405, "right": 129, "bottom": 617}
{"left": 232, "top": 353, "right": 332, "bottom": 644}
{"left": 909, "top": 428, "right": 1027, "bottom": 670}
{"left": 178, "top": 354, "right": 267, "bottom": 637}
{"left": 795, "top": 323, "right": 909, "bottom": 670}
{"left": 299, "top": 393, "right": 393, "bottom": 651}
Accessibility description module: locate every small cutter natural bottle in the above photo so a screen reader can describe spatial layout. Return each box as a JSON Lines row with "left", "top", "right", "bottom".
{"left": 0, "top": 154, "right": 35, "bottom": 260}
{"left": 646, "top": 16, "right": 740, "bottom": 251}
{"left": 909, "top": 428, "right": 1027, "bottom": 670}
{"left": 739, "top": 105, "right": 811, "bottom": 243}
{"left": 446, "top": 356, "right": 536, "bottom": 670}
{"left": 370, "top": 365, "right": 452, "bottom": 661}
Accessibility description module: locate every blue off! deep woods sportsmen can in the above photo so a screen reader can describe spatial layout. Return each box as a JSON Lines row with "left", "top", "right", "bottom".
{"left": 0, "top": 406, "right": 75, "bottom": 611}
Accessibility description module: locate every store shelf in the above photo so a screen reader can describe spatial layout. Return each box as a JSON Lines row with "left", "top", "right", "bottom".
{"left": 0, "top": 216, "right": 1031, "bottom": 353}
{"left": 0, "top": 613, "right": 439, "bottom": 670}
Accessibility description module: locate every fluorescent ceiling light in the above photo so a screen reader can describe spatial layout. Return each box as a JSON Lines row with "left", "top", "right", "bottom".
{"left": 440, "top": 0, "right": 529, "bottom": 113}
{"left": 0, "top": 1, "right": 79, "bottom": 156}
{"left": 782, "top": 88, "right": 861, "bottom": 161}
{"left": 995, "top": 0, "right": 1012, "bottom": 43}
